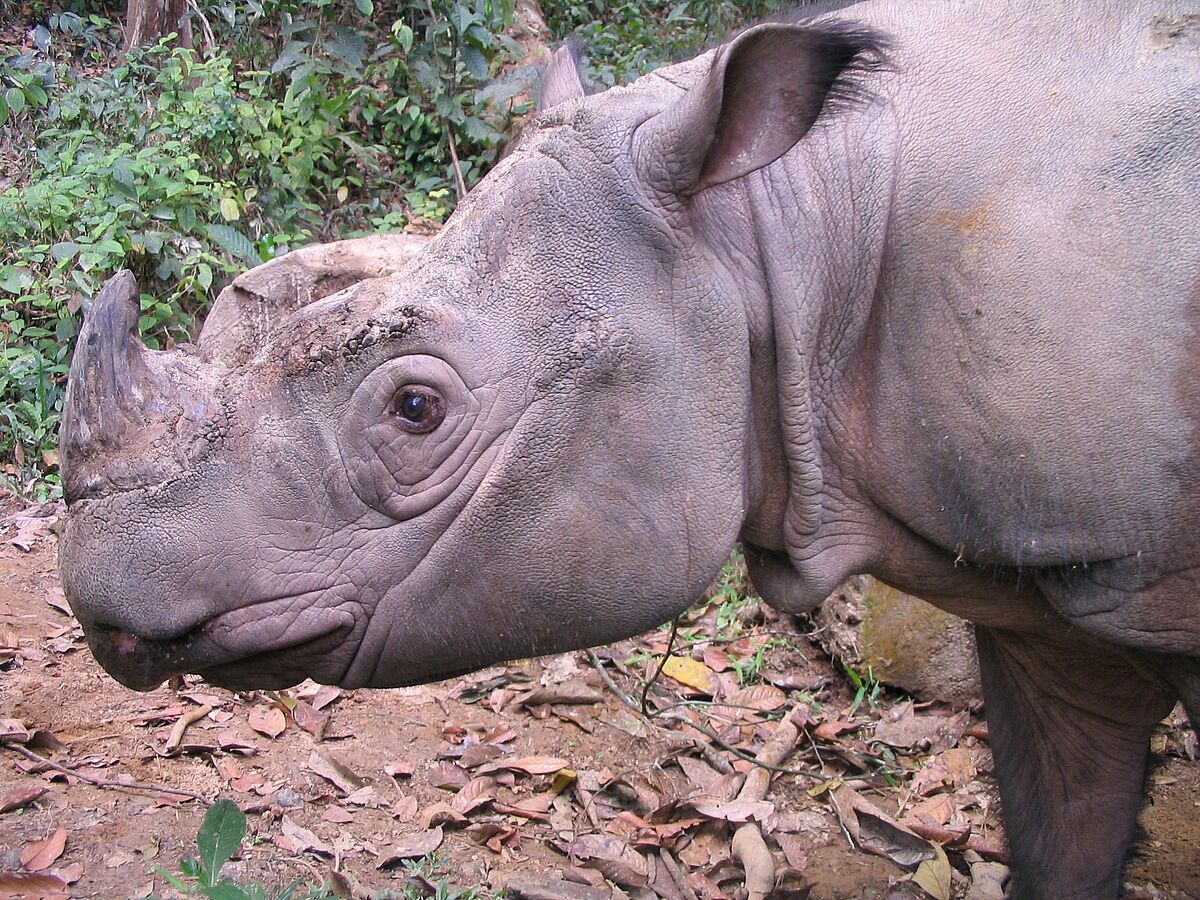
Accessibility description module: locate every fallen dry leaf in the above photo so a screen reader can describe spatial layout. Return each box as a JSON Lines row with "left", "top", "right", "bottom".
{"left": 277, "top": 816, "right": 334, "bottom": 857}
{"left": 660, "top": 656, "right": 718, "bottom": 694}
{"left": 517, "top": 681, "right": 604, "bottom": 707}
{"left": 248, "top": 706, "right": 287, "bottom": 739}
{"left": 910, "top": 842, "right": 952, "bottom": 900}
{"left": 0, "top": 786, "right": 47, "bottom": 814}
{"left": 475, "top": 755, "right": 568, "bottom": 776}
{"left": 452, "top": 776, "right": 496, "bottom": 814}
{"left": 429, "top": 762, "right": 469, "bottom": 789}
{"left": 828, "top": 784, "right": 935, "bottom": 869}
{"left": 0, "top": 870, "right": 70, "bottom": 899}
{"left": 568, "top": 833, "right": 651, "bottom": 889}
{"left": 20, "top": 827, "right": 67, "bottom": 871}
{"left": 308, "top": 751, "right": 366, "bottom": 795}
{"left": 376, "top": 827, "right": 444, "bottom": 868}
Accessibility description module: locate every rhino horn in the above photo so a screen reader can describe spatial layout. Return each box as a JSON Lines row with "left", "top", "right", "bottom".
{"left": 61, "top": 270, "right": 223, "bottom": 502}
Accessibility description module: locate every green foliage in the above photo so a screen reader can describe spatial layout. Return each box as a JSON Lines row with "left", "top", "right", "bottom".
{"left": 152, "top": 799, "right": 336, "bottom": 899}
{"left": 387, "top": 852, "right": 484, "bottom": 900}
{"left": 543, "top": 0, "right": 783, "bottom": 85}
{"left": 845, "top": 663, "right": 882, "bottom": 715}
{"left": 0, "top": 0, "right": 774, "bottom": 492}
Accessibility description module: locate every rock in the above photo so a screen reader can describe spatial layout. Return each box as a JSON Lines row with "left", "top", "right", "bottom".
{"left": 812, "top": 576, "right": 981, "bottom": 706}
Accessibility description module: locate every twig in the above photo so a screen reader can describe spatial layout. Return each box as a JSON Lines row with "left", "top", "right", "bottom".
{"left": 184, "top": 0, "right": 216, "bottom": 52}
{"left": 3, "top": 743, "right": 210, "bottom": 802}
{"left": 731, "top": 710, "right": 803, "bottom": 900}
{"left": 659, "top": 848, "right": 699, "bottom": 900}
{"left": 640, "top": 617, "right": 680, "bottom": 717}
{"left": 422, "top": 0, "right": 468, "bottom": 201}
{"left": 446, "top": 130, "right": 468, "bottom": 201}
{"left": 164, "top": 703, "right": 213, "bottom": 755}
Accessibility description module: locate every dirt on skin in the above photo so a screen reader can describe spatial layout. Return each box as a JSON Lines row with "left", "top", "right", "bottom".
{"left": 0, "top": 524, "right": 1197, "bottom": 899}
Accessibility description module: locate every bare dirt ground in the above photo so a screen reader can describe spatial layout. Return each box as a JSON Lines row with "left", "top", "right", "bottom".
{"left": 0, "top": 509, "right": 1197, "bottom": 900}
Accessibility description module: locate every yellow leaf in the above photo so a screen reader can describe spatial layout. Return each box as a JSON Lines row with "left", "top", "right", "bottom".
{"left": 219, "top": 197, "right": 239, "bottom": 221}
{"left": 911, "top": 842, "right": 951, "bottom": 900}
{"left": 660, "top": 655, "right": 717, "bottom": 693}
{"left": 550, "top": 768, "right": 577, "bottom": 794}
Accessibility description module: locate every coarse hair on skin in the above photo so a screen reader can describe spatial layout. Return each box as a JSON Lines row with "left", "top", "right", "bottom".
{"left": 746, "top": 15, "right": 894, "bottom": 122}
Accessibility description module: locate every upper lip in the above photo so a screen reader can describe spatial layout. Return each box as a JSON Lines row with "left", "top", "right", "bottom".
{"left": 85, "top": 601, "right": 357, "bottom": 690}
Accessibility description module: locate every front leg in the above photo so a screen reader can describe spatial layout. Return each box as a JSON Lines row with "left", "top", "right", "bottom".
{"left": 975, "top": 626, "right": 1174, "bottom": 898}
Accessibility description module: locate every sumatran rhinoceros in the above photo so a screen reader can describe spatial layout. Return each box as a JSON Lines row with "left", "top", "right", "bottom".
{"left": 57, "top": 1, "right": 1199, "bottom": 896}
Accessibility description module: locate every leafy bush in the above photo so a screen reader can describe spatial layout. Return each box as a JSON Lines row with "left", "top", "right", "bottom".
{"left": 544, "top": 0, "right": 783, "bottom": 85}
{"left": 0, "top": 0, "right": 780, "bottom": 495}
{"left": 0, "top": 2, "right": 527, "bottom": 495}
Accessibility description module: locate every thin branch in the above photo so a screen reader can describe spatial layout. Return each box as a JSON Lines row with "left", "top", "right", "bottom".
{"left": 164, "top": 703, "right": 213, "bottom": 755}
{"left": 446, "top": 130, "right": 468, "bottom": 200}
{"left": 640, "top": 617, "right": 680, "bottom": 717}
{"left": 3, "top": 742, "right": 210, "bottom": 803}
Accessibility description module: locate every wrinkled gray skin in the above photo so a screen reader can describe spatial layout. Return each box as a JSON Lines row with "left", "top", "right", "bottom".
{"left": 58, "top": 2, "right": 1200, "bottom": 896}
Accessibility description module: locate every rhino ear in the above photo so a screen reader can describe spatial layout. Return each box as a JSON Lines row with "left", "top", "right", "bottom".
{"left": 537, "top": 40, "right": 588, "bottom": 111}
{"left": 636, "top": 22, "right": 886, "bottom": 196}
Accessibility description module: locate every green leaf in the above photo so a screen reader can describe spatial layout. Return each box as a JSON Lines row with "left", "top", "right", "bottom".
{"left": 354, "top": 0, "right": 374, "bottom": 15}
{"left": 219, "top": 197, "right": 240, "bottom": 221}
{"left": 6, "top": 87, "right": 25, "bottom": 117}
{"left": 50, "top": 242, "right": 81, "bottom": 261}
{"left": 196, "top": 800, "right": 246, "bottom": 888}
{"left": 393, "top": 22, "right": 414, "bottom": 53}
{"left": 179, "top": 857, "right": 203, "bottom": 878}
{"left": 202, "top": 878, "right": 252, "bottom": 900}
{"left": 454, "top": 4, "right": 478, "bottom": 33}
{"left": 204, "top": 223, "right": 260, "bottom": 266}
{"left": 0, "top": 95, "right": 8, "bottom": 125}
{"left": 462, "top": 45, "right": 487, "bottom": 80}
{"left": 177, "top": 204, "right": 196, "bottom": 233}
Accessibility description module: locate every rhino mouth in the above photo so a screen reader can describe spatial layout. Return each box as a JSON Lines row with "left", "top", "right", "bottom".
{"left": 85, "top": 606, "right": 358, "bottom": 692}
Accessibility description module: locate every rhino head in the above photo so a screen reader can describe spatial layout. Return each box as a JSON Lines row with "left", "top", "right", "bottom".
{"left": 58, "top": 22, "right": 884, "bottom": 691}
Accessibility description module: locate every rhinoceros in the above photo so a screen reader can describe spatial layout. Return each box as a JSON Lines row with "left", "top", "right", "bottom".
{"left": 57, "top": 2, "right": 1199, "bottom": 896}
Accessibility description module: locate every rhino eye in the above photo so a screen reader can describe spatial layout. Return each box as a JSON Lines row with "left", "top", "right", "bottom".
{"left": 392, "top": 387, "right": 445, "bottom": 433}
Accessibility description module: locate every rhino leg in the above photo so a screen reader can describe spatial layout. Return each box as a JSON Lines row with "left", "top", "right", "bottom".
{"left": 975, "top": 626, "right": 1174, "bottom": 899}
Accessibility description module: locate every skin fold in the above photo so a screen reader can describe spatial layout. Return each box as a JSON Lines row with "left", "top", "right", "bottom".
{"left": 58, "top": 2, "right": 1199, "bottom": 896}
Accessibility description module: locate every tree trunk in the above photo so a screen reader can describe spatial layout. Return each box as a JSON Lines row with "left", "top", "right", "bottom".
{"left": 122, "top": 0, "right": 193, "bottom": 52}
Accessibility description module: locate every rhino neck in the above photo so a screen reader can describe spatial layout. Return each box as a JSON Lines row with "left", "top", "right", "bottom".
{"left": 713, "top": 103, "right": 899, "bottom": 609}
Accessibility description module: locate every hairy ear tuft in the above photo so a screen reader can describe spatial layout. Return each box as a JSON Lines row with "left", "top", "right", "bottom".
{"left": 636, "top": 21, "right": 889, "bottom": 197}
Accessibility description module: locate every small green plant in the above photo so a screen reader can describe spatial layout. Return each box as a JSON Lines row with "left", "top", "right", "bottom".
{"left": 731, "top": 636, "right": 792, "bottom": 685}
{"left": 152, "top": 799, "right": 336, "bottom": 900}
{"left": 380, "top": 853, "right": 483, "bottom": 900}
{"left": 845, "top": 664, "right": 882, "bottom": 715}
